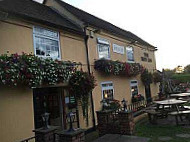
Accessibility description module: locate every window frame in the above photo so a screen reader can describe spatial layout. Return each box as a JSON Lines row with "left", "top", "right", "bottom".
{"left": 101, "top": 81, "right": 114, "bottom": 100}
{"left": 33, "top": 26, "right": 61, "bottom": 60}
{"left": 97, "top": 37, "right": 110, "bottom": 59}
{"left": 130, "top": 80, "right": 139, "bottom": 97}
{"left": 126, "top": 46, "right": 135, "bottom": 63}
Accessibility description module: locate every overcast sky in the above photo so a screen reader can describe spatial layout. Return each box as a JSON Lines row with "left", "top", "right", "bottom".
{"left": 36, "top": 0, "right": 190, "bottom": 70}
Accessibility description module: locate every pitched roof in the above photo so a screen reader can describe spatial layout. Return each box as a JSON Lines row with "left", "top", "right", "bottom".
{"left": 0, "top": 0, "right": 84, "bottom": 35}
{"left": 52, "top": 0, "right": 156, "bottom": 49}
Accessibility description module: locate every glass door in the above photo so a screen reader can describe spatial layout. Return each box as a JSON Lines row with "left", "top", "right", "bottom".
{"left": 33, "top": 88, "right": 63, "bottom": 129}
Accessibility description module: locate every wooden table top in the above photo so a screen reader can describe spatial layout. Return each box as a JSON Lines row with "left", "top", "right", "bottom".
{"left": 170, "top": 93, "right": 190, "bottom": 97}
{"left": 154, "top": 99, "right": 187, "bottom": 105}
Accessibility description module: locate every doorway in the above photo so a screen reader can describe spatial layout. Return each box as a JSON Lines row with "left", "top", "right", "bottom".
{"left": 33, "top": 87, "right": 80, "bottom": 130}
{"left": 33, "top": 87, "right": 64, "bottom": 129}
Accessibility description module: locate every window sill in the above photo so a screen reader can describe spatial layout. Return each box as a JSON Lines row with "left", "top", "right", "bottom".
{"left": 35, "top": 55, "right": 61, "bottom": 60}
{"left": 127, "top": 61, "right": 135, "bottom": 63}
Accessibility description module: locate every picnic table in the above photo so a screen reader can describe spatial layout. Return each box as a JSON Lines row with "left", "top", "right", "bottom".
{"left": 145, "top": 99, "right": 189, "bottom": 125}
{"left": 154, "top": 99, "right": 187, "bottom": 107}
{"left": 170, "top": 93, "right": 190, "bottom": 97}
{"left": 170, "top": 93, "right": 190, "bottom": 101}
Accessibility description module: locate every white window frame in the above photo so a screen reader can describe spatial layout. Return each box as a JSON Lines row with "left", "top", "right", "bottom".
{"left": 101, "top": 81, "right": 114, "bottom": 100}
{"left": 97, "top": 37, "right": 110, "bottom": 59}
{"left": 113, "top": 44, "right": 124, "bottom": 54}
{"left": 126, "top": 46, "right": 134, "bottom": 63}
{"left": 130, "top": 80, "right": 139, "bottom": 97}
{"left": 33, "top": 26, "right": 61, "bottom": 60}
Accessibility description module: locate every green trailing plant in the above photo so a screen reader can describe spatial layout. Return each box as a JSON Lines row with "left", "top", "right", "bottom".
{"left": 141, "top": 69, "right": 153, "bottom": 85}
{"left": 0, "top": 53, "right": 97, "bottom": 125}
{"left": 0, "top": 53, "right": 77, "bottom": 87}
{"left": 152, "top": 72, "right": 162, "bottom": 83}
{"left": 94, "top": 59, "right": 143, "bottom": 77}
{"left": 69, "top": 71, "right": 96, "bottom": 125}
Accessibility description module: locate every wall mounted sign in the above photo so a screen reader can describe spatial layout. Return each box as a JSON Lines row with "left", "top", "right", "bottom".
{"left": 113, "top": 44, "right": 124, "bottom": 54}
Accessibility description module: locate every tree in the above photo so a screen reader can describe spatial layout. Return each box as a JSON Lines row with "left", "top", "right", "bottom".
{"left": 184, "top": 64, "right": 190, "bottom": 74}
{"left": 164, "top": 68, "right": 175, "bottom": 78}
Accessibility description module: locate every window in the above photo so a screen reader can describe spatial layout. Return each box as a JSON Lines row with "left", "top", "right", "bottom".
{"left": 141, "top": 57, "right": 147, "bottom": 62}
{"left": 101, "top": 82, "right": 114, "bottom": 100}
{"left": 113, "top": 44, "right": 124, "bottom": 54}
{"left": 130, "top": 80, "right": 138, "bottom": 97}
{"left": 148, "top": 58, "right": 152, "bottom": 62}
{"left": 97, "top": 38, "right": 110, "bottom": 59}
{"left": 33, "top": 27, "right": 60, "bottom": 59}
{"left": 126, "top": 46, "right": 134, "bottom": 62}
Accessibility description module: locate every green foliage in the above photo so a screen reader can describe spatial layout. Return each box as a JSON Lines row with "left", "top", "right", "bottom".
{"left": 132, "top": 94, "right": 145, "bottom": 103}
{"left": 0, "top": 53, "right": 76, "bottom": 87}
{"left": 104, "top": 99, "right": 121, "bottom": 111}
{"left": 136, "top": 119, "right": 190, "bottom": 142}
{"left": 171, "top": 74, "right": 190, "bottom": 83}
{"left": 184, "top": 64, "right": 190, "bottom": 73}
{"left": 69, "top": 71, "right": 96, "bottom": 99}
{"left": 164, "top": 69, "right": 175, "bottom": 78}
{"left": 94, "top": 59, "right": 143, "bottom": 77}
{"left": 152, "top": 72, "right": 162, "bottom": 83}
{"left": 69, "top": 71, "right": 96, "bottom": 124}
{"left": 141, "top": 69, "right": 153, "bottom": 85}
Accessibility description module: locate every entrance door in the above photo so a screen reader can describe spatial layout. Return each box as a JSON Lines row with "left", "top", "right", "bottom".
{"left": 33, "top": 88, "right": 65, "bottom": 129}
{"left": 145, "top": 85, "right": 152, "bottom": 104}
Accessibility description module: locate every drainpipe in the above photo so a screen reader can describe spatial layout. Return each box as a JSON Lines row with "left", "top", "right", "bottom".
{"left": 84, "top": 26, "right": 96, "bottom": 130}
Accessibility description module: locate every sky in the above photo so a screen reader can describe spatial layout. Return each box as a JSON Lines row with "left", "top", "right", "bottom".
{"left": 36, "top": 0, "right": 190, "bottom": 70}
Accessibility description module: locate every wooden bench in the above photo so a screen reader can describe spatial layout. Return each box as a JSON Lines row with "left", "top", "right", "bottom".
{"left": 168, "top": 110, "right": 190, "bottom": 125}
{"left": 145, "top": 110, "right": 167, "bottom": 124}
{"left": 184, "top": 106, "right": 190, "bottom": 110}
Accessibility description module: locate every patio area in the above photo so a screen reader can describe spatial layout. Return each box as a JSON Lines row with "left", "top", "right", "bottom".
{"left": 144, "top": 93, "right": 190, "bottom": 126}
{"left": 135, "top": 117, "right": 190, "bottom": 142}
{"left": 85, "top": 116, "right": 190, "bottom": 142}
{"left": 86, "top": 92, "right": 190, "bottom": 142}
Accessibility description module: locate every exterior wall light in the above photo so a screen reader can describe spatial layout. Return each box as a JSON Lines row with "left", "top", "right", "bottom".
{"left": 66, "top": 112, "right": 75, "bottom": 132}
{"left": 42, "top": 112, "right": 50, "bottom": 129}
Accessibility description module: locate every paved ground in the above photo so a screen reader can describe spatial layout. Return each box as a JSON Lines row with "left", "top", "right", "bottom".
{"left": 92, "top": 134, "right": 150, "bottom": 142}
{"left": 155, "top": 115, "right": 190, "bottom": 126}
{"left": 157, "top": 136, "right": 173, "bottom": 141}
{"left": 86, "top": 112, "right": 190, "bottom": 142}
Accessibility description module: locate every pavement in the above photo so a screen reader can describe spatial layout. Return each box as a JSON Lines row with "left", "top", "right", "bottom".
{"left": 92, "top": 134, "right": 150, "bottom": 142}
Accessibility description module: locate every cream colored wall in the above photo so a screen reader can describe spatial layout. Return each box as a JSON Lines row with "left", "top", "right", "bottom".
{"left": 0, "top": 19, "right": 87, "bottom": 66}
{"left": 0, "top": 87, "right": 34, "bottom": 142}
{"left": 59, "top": 33, "right": 87, "bottom": 70}
{"left": 87, "top": 30, "right": 159, "bottom": 114}
{"left": 0, "top": 20, "right": 34, "bottom": 54}
{"left": 0, "top": 18, "right": 92, "bottom": 140}
{"left": 44, "top": 0, "right": 159, "bottom": 113}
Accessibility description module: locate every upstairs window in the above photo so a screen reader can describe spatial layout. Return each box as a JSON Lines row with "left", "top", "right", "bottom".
{"left": 126, "top": 46, "right": 134, "bottom": 62}
{"left": 97, "top": 38, "right": 110, "bottom": 59}
{"left": 101, "top": 82, "right": 114, "bottom": 100}
{"left": 33, "top": 27, "right": 61, "bottom": 59}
